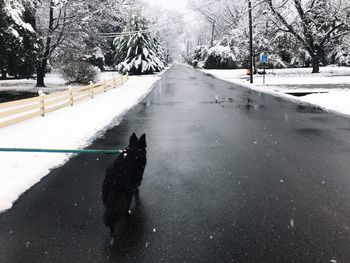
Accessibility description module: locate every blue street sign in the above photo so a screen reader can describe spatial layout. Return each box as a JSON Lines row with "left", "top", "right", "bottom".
{"left": 260, "top": 53, "right": 269, "bottom": 63}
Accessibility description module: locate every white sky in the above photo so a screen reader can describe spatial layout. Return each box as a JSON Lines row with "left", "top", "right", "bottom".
{"left": 143, "top": 0, "right": 189, "bottom": 12}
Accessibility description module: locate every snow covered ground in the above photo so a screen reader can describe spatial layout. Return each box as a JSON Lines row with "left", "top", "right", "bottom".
{"left": 0, "top": 74, "right": 160, "bottom": 213}
{"left": 202, "top": 66, "right": 350, "bottom": 117}
{"left": 0, "top": 71, "right": 119, "bottom": 93}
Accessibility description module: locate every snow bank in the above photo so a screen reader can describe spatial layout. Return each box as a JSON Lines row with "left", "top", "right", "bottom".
{"left": 300, "top": 91, "right": 350, "bottom": 115}
{"left": 202, "top": 67, "right": 350, "bottom": 117}
{"left": 0, "top": 75, "right": 160, "bottom": 213}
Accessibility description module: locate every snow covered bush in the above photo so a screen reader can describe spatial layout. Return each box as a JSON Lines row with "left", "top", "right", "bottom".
{"left": 330, "top": 38, "right": 350, "bottom": 66}
{"left": 60, "top": 62, "right": 100, "bottom": 84}
{"left": 192, "top": 59, "right": 199, "bottom": 68}
{"left": 291, "top": 50, "right": 312, "bottom": 67}
{"left": 113, "top": 15, "right": 164, "bottom": 75}
{"left": 203, "top": 45, "right": 237, "bottom": 69}
{"left": 191, "top": 46, "right": 207, "bottom": 68}
{"left": 193, "top": 45, "right": 209, "bottom": 62}
{"left": 191, "top": 44, "right": 238, "bottom": 69}
{"left": 85, "top": 47, "right": 105, "bottom": 71}
{"left": 257, "top": 54, "right": 287, "bottom": 69}
{"left": 336, "top": 53, "right": 350, "bottom": 67}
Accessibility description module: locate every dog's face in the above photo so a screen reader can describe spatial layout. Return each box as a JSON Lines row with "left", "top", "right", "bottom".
{"left": 124, "top": 133, "right": 146, "bottom": 164}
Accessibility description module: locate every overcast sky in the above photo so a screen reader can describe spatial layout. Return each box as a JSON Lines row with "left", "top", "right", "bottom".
{"left": 143, "top": 0, "right": 189, "bottom": 12}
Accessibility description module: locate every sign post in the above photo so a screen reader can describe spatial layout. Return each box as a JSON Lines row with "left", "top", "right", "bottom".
{"left": 259, "top": 53, "right": 269, "bottom": 84}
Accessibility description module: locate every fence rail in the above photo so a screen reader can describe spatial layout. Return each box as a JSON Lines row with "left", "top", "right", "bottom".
{"left": 0, "top": 74, "right": 128, "bottom": 128}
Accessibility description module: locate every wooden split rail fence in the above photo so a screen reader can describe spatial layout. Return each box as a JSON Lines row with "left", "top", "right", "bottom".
{"left": 0, "top": 74, "right": 128, "bottom": 129}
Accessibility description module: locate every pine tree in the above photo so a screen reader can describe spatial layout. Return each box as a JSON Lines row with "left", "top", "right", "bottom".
{"left": 113, "top": 14, "right": 164, "bottom": 75}
{"left": 0, "top": 0, "right": 40, "bottom": 79}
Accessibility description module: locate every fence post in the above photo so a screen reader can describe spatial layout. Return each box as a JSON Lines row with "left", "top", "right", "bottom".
{"left": 38, "top": 90, "right": 45, "bottom": 117}
{"left": 69, "top": 87, "right": 74, "bottom": 106}
{"left": 113, "top": 77, "right": 117, "bottom": 89}
{"left": 89, "top": 81, "right": 94, "bottom": 99}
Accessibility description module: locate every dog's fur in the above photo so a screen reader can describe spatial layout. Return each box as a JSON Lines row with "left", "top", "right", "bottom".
{"left": 102, "top": 133, "right": 147, "bottom": 240}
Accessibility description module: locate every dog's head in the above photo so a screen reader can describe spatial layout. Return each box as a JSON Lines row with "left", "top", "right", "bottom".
{"left": 124, "top": 133, "right": 147, "bottom": 164}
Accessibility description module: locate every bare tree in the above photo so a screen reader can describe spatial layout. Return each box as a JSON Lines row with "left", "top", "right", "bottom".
{"left": 35, "top": 0, "right": 89, "bottom": 87}
{"left": 264, "top": 0, "right": 350, "bottom": 73}
{"left": 180, "top": 30, "right": 194, "bottom": 64}
{"left": 35, "top": 0, "right": 129, "bottom": 87}
{"left": 189, "top": 0, "right": 244, "bottom": 47}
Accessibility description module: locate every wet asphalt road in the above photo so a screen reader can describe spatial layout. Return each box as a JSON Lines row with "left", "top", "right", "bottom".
{"left": 2, "top": 64, "right": 350, "bottom": 262}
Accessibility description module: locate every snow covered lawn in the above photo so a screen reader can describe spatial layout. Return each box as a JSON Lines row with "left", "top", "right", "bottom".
{"left": 0, "top": 74, "right": 160, "bottom": 213}
{"left": 0, "top": 71, "right": 120, "bottom": 93}
{"left": 202, "top": 66, "right": 350, "bottom": 117}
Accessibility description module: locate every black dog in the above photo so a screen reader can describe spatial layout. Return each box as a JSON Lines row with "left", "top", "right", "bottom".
{"left": 102, "top": 133, "right": 147, "bottom": 242}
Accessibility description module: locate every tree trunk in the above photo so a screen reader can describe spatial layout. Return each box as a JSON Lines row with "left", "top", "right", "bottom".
{"left": 36, "top": 0, "right": 54, "bottom": 88}
{"left": 36, "top": 65, "right": 46, "bottom": 87}
{"left": 311, "top": 54, "right": 320, "bottom": 73}
{"left": 312, "top": 54, "right": 320, "bottom": 73}
{"left": 36, "top": 55, "right": 49, "bottom": 87}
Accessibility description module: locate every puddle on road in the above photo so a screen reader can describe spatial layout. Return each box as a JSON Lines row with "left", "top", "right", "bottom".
{"left": 143, "top": 94, "right": 269, "bottom": 112}
{"left": 295, "top": 128, "right": 324, "bottom": 137}
{"left": 205, "top": 96, "right": 269, "bottom": 111}
{"left": 213, "top": 96, "right": 253, "bottom": 104}
{"left": 236, "top": 104, "right": 268, "bottom": 111}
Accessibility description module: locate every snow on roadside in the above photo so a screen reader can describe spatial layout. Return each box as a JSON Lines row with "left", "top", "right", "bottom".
{"left": 202, "top": 67, "right": 350, "bottom": 117}
{"left": 300, "top": 91, "right": 350, "bottom": 116}
{"left": 0, "top": 75, "right": 160, "bottom": 213}
{"left": 247, "top": 66, "right": 350, "bottom": 86}
{"left": 202, "top": 66, "right": 350, "bottom": 89}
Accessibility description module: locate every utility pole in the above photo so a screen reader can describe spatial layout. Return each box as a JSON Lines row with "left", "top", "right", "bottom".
{"left": 248, "top": 0, "right": 254, "bottom": 83}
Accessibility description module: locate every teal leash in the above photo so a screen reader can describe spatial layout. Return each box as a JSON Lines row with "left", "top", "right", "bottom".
{"left": 0, "top": 148, "right": 123, "bottom": 155}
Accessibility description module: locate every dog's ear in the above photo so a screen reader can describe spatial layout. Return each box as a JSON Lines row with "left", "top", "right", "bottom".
{"left": 138, "top": 133, "right": 146, "bottom": 148}
{"left": 129, "top": 133, "right": 138, "bottom": 147}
